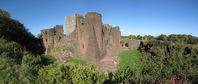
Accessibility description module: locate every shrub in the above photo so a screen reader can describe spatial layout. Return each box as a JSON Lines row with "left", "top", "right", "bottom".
{"left": 140, "top": 41, "right": 198, "bottom": 83}
{"left": 0, "top": 38, "right": 23, "bottom": 63}
{"left": 38, "top": 64, "right": 108, "bottom": 84}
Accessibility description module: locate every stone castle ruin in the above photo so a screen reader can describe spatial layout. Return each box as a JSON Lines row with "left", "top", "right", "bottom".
{"left": 41, "top": 25, "right": 65, "bottom": 54}
{"left": 120, "top": 39, "right": 141, "bottom": 51}
{"left": 41, "top": 12, "right": 141, "bottom": 70}
{"left": 41, "top": 12, "right": 121, "bottom": 70}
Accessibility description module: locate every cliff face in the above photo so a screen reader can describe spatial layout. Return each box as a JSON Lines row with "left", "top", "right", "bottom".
{"left": 41, "top": 12, "right": 121, "bottom": 71}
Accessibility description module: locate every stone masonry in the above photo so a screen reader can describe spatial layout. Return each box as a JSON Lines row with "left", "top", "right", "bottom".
{"left": 41, "top": 12, "right": 138, "bottom": 71}
{"left": 121, "top": 39, "right": 142, "bottom": 51}
{"left": 41, "top": 25, "right": 64, "bottom": 54}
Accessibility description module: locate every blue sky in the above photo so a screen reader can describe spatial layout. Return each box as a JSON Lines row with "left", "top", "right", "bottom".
{"left": 0, "top": 0, "right": 198, "bottom": 36}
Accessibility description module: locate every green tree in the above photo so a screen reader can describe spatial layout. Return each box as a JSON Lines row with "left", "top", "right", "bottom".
{"left": 0, "top": 9, "right": 10, "bottom": 18}
{"left": 0, "top": 9, "right": 45, "bottom": 55}
{"left": 157, "top": 34, "right": 167, "bottom": 41}
{"left": 139, "top": 41, "right": 198, "bottom": 83}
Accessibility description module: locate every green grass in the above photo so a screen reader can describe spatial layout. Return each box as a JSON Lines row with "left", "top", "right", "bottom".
{"left": 66, "top": 57, "right": 87, "bottom": 65}
{"left": 42, "top": 55, "right": 57, "bottom": 65}
{"left": 119, "top": 49, "right": 142, "bottom": 78}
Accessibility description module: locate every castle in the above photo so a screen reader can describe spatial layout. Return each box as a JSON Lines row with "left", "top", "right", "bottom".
{"left": 41, "top": 12, "right": 140, "bottom": 71}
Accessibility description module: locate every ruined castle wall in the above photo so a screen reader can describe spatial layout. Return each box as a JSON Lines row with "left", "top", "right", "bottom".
{"left": 84, "top": 12, "right": 102, "bottom": 63}
{"left": 121, "top": 39, "right": 141, "bottom": 50}
{"left": 41, "top": 29, "right": 54, "bottom": 54}
{"left": 69, "top": 12, "right": 102, "bottom": 64}
{"left": 101, "top": 25, "right": 121, "bottom": 56}
{"left": 99, "top": 25, "right": 121, "bottom": 70}
{"left": 110, "top": 27, "right": 121, "bottom": 56}
{"left": 41, "top": 25, "right": 64, "bottom": 54}
{"left": 66, "top": 14, "right": 76, "bottom": 35}
{"left": 53, "top": 25, "right": 64, "bottom": 44}
{"left": 65, "top": 12, "right": 121, "bottom": 66}
{"left": 42, "top": 12, "right": 121, "bottom": 71}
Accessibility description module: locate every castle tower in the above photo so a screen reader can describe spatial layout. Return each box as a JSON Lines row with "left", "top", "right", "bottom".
{"left": 66, "top": 14, "right": 77, "bottom": 35}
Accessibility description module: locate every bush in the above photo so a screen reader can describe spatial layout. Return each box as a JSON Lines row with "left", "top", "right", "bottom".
{"left": 38, "top": 64, "right": 108, "bottom": 84}
{"left": 0, "top": 57, "right": 37, "bottom": 84}
{"left": 0, "top": 38, "right": 23, "bottom": 63}
{"left": 139, "top": 41, "right": 198, "bottom": 83}
{"left": 38, "top": 64, "right": 65, "bottom": 84}
{"left": 40, "top": 55, "right": 56, "bottom": 65}
{"left": 21, "top": 52, "right": 56, "bottom": 76}
{"left": 114, "top": 66, "right": 135, "bottom": 83}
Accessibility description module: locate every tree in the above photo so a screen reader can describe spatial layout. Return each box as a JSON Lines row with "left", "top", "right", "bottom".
{"left": 0, "top": 9, "right": 10, "bottom": 18}
{"left": 0, "top": 9, "right": 45, "bottom": 55}
{"left": 139, "top": 41, "right": 198, "bottom": 83}
{"left": 157, "top": 34, "right": 167, "bottom": 41}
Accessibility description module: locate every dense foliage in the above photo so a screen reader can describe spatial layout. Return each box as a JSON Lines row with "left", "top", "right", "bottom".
{"left": 139, "top": 41, "right": 198, "bottom": 83}
{"left": 157, "top": 34, "right": 198, "bottom": 44}
{"left": 0, "top": 9, "right": 45, "bottom": 55}
{"left": 0, "top": 39, "right": 41, "bottom": 83}
{"left": 0, "top": 38, "right": 107, "bottom": 84}
{"left": 39, "top": 64, "right": 107, "bottom": 84}
{"left": 121, "top": 35, "right": 155, "bottom": 41}
{"left": 122, "top": 34, "right": 198, "bottom": 44}
{"left": 0, "top": 38, "right": 23, "bottom": 63}
{"left": 0, "top": 57, "right": 35, "bottom": 84}
{"left": 117, "top": 50, "right": 142, "bottom": 83}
